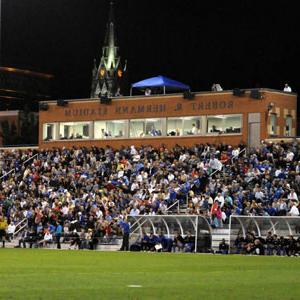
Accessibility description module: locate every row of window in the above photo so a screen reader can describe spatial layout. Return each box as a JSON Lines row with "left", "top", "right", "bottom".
{"left": 43, "top": 114, "right": 243, "bottom": 141}
{"left": 269, "top": 114, "right": 293, "bottom": 136}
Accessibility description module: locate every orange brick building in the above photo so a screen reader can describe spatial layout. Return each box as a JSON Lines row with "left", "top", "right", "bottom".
{"left": 39, "top": 88, "right": 297, "bottom": 149}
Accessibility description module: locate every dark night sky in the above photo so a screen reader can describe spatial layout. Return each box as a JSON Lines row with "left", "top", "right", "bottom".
{"left": 2, "top": 0, "right": 299, "bottom": 100}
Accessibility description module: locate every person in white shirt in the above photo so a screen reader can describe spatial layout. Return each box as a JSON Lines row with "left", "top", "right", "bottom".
{"left": 232, "top": 147, "right": 240, "bottom": 158}
{"left": 191, "top": 124, "right": 198, "bottom": 135}
{"left": 214, "top": 193, "right": 225, "bottom": 208}
{"left": 288, "top": 202, "right": 299, "bottom": 216}
{"left": 39, "top": 231, "right": 53, "bottom": 247}
{"left": 286, "top": 151, "right": 294, "bottom": 162}
{"left": 7, "top": 223, "right": 16, "bottom": 241}
{"left": 283, "top": 83, "right": 292, "bottom": 92}
{"left": 215, "top": 83, "right": 223, "bottom": 91}
{"left": 288, "top": 189, "right": 298, "bottom": 201}
{"left": 145, "top": 88, "right": 151, "bottom": 96}
{"left": 129, "top": 207, "right": 140, "bottom": 216}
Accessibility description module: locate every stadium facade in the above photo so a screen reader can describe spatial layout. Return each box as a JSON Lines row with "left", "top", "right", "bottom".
{"left": 39, "top": 88, "right": 297, "bottom": 149}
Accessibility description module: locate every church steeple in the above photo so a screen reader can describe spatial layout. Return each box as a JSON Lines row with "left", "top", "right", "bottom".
{"left": 90, "top": 1, "right": 125, "bottom": 98}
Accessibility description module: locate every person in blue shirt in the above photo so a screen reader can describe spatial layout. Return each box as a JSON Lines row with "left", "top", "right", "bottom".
{"left": 148, "top": 232, "right": 159, "bottom": 251}
{"left": 118, "top": 219, "right": 130, "bottom": 251}
{"left": 55, "top": 222, "right": 63, "bottom": 249}
{"left": 141, "top": 231, "right": 150, "bottom": 251}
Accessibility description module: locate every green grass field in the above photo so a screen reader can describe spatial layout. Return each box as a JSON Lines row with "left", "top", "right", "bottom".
{"left": 0, "top": 249, "right": 300, "bottom": 300}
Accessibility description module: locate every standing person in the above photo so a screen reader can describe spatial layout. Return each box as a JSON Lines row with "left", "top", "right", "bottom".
{"left": 55, "top": 222, "right": 63, "bottom": 249}
{"left": 0, "top": 216, "right": 8, "bottom": 248}
{"left": 118, "top": 218, "right": 130, "bottom": 251}
{"left": 283, "top": 83, "right": 292, "bottom": 92}
{"left": 7, "top": 221, "right": 16, "bottom": 242}
{"left": 211, "top": 200, "right": 221, "bottom": 228}
{"left": 191, "top": 123, "right": 198, "bottom": 135}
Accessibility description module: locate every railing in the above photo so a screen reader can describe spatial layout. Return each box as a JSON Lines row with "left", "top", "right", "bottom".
{"left": 13, "top": 218, "right": 28, "bottom": 237}
{"left": 0, "top": 145, "right": 38, "bottom": 150}
{"left": 165, "top": 200, "right": 180, "bottom": 214}
{"left": 0, "top": 153, "right": 39, "bottom": 181}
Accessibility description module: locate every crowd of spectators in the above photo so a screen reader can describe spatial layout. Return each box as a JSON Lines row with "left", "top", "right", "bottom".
{"left": 0, "top": 139, "right": 299, "bottom": 248}
{"left": 234, "top": 231, "right": 300, "bottom": 256}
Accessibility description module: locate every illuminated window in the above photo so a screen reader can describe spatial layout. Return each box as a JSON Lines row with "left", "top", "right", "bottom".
{"left": 130, "top": 119, "right": 145, "bottom": 137}
{"left": 129, "top": 118, "right": 163, "bottom": 137}
{"left": 145, "top": 118, "right": 163, "bottom": 136}
{"left": 106, "top": 120, "right": 127, "bottom": 138}
{"left": 269, "top": 114, "right": 277, "bottom": 135}
{"left": 285, "top": 116, "right": 292, "bottom": 136}
{"left": 59, "top": 122, "right": 91, "bottom": 140}
{"left": 43, "top": 123, "right": 55, "bottom": 141}
{"left": 167, "top": 117, "right": 182, "bottom": 136}
{"left": 94, "top": 121, "right": 107, "bottom": 139}
{"left": 207, "top": 115, "right": 242, "bottom": 134}
{"left": 182, "top": 117, "right": 201, "bottom": 135}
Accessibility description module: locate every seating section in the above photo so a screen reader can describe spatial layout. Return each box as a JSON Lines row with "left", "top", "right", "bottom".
{"left": 0, "top": 140, "right": 299, "bottom": 252}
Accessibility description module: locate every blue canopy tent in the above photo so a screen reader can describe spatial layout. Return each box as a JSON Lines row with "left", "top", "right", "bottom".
{"left": 130, "top": 75, "right": 190, "bottom": 95}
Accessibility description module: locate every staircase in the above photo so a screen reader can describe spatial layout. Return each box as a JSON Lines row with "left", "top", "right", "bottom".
{"left": 211, "top": 227, "right": 230, "bottom": 252}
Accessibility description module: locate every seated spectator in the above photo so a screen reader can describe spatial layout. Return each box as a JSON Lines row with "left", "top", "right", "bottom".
{"left": 251, "top": 239, "right": 265, "bottom": 255}
{"left": 148, "top": 232, "right": 159, "bottom": 251}
{"left": 172, "top": 231, "right": 185, "bottom": 252}
{"left": 69, "top": 230, "right": 81, "bottom": 250}
{"left": 38, "top": 230, "right": 53, "bottom": 247}
{"left": 286, "top": 235, "right": 296, "bottom": 256}
{"left": 288, "top": 200, "right": 299, "bottom": 216}
{"left": 183, "top": 231, "right": 195, "bottom": 252}
{"left": 278, "top": 236, "right": 287, "bottom": 256}
{"left": 16, "top": 229, "right": 37, "bottom": 248}
{"left": 217, "top": 238, "right": 229, "bottom": 254}
{"left": 265, "top": 231, "right": 274, "bottom": 255}
{"left": 140, "top": 232, "right": 150, "bottom": 251}
{"left": 157, "top": 231, "right": 173, "bottom": 252}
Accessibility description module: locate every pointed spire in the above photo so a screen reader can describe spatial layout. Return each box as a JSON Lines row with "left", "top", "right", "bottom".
{"left": 90, "top": 0, "right": 126, "bottom": 98}
{"left": 108, "top": 0, "right": 115, "bottom": 24}
{"left": 105, "top": 0, "right": 117, "bottom": 69}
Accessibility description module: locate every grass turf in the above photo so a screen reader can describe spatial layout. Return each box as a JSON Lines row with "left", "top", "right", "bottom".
{"left": 0, "top": 249, "right": 300, "bottom": 300}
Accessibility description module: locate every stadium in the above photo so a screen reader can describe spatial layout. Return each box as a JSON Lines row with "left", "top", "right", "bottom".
{"left": 1, "top": 1, "right": 300, "bottom": 300}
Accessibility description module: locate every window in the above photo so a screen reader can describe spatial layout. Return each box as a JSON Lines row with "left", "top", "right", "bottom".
{"left": 167, "top": 117, "right": 182, "bottom": 136}
{"left": 269, "top": 113, "right": 277, "bottom": 135}
{"left": 145, "top": 118, "right": 163, "bottom": 136}
{"left": 182, "top": 117, "right": 201, "bottom": 135}
{"left": 43, "top": 123, "right": 55, "bottom": 141}
{"left": 207, "top": 114, "right": 242, "bottom": 134}
{"left": 94, "top": 121, "right": 107, "bottom": 139}
{"left": 130, "top": 119, "right": 145, "bottom": 137}
{"left": 59, "top": 122, "right": 91, "bottom": 139}
{"left": 106, "top": 120, "right": 127, "bottom": 138}
{"left": 129, "top": 118, "right": 163, "bottom": 137}
{"left": 285, "top": 116, "right": 292, "bottom": 136}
